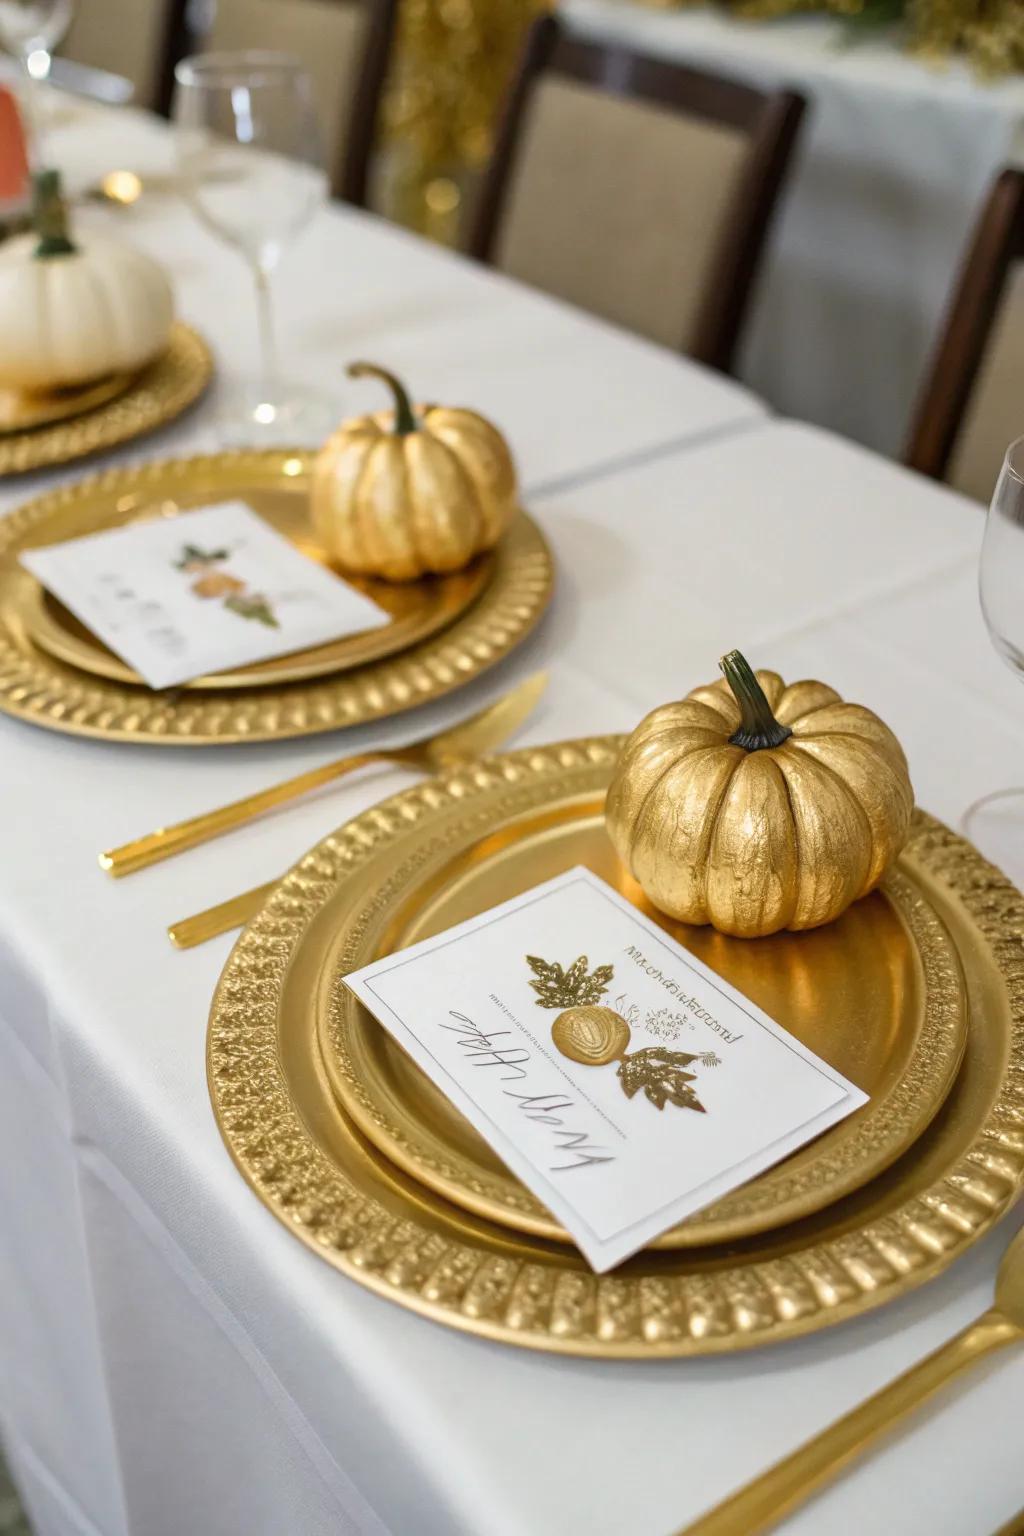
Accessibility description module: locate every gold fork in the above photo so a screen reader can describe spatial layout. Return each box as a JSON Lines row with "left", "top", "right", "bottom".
{"left": 101, "top": 672, "right": 547, "bottom": 878}
{"left": 163, "top": 672, "right": 548, "bottom": 948}
{"left": 678, "top": 1221, "right": 1024, "bottom": 1536}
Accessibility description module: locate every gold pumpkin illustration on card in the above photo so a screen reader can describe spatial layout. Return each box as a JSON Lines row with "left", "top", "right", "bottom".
{"left": 172, "top": 541, "right": 279, "bottom": 629}
{"left": 527, "top": 953, "right": 721, "bottom": 1111}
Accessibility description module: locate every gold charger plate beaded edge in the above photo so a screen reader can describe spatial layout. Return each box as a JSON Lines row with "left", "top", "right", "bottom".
{"left": 315, "top": 776, "right": 968, "bottom": 1249}
{"left": 207, "top": 737, "right": 1024, "bottom": 1358}
{"left": 0, "top": 451, "right": 553, "bottom": 745}
{"left": 12, "top": 448, "right": 496, "bottom": 689}
{"left": 0, "top": 323, "right": 212, "bottom": 477}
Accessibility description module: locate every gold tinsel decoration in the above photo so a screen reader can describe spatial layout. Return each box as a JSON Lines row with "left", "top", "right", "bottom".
{"left": 378, "top": 0, "right": 1020, "bottom": 239}
{"left": 379, "top": 0, "right": 546, "bottom": 239}
{"left": 680, "top": 0, "right": 1024, "bottom": 74}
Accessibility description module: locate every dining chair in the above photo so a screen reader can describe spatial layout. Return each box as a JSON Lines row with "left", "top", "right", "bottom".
{"left": 905, "top": 168, "right": 1024, "bottom": 503}
{"left": 467, "top": 14, "right": 806, "bottom": 374}
{"left": 145, "top": 0, "right": 399, "bottom": 204}
{"left": 59, "top": 0, "right": 178, "bottom": 109}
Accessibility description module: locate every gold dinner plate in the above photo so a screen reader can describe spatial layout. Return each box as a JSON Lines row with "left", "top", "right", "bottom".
{"left": 0, "top": 323, "right": 212, "bottom": 477}
{"left": 0, "top": 449, "right": 553, "bottom": 744}
{"left": 317, "top": 785, "right": 967, "bottom": 1249}
{"left": 0, "top": 371, "right": 131, "bottom": 434}
{"left": 208, "top": 738, "right": 1024, "bottom": 1357}
{"left": 16, "top": 467, "right": 495, "bottom": 688}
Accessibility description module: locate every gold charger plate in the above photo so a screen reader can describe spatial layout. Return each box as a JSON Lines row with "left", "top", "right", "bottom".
{"left": 0, "top": 449, "right": 553, "bottom": 744}
{"left": 208, "top": 738, "right": 1024, "bottom": 1358}
{"left": 0, "top": 371, "right": 130, "bottom": 434}
{"left": 0, "top": 323, "right": 212, "bottom": 477}
{"left": 317, "top": 786, "right": 967, "bottom": 1248}
{"left": 15, "top": 461, "right": 495, "bottom": 688}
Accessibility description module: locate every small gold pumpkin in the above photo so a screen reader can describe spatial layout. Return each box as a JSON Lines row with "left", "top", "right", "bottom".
{"left": 605, "top": 651, "right": 914, "bottom": 938}
{"left": 551, "top": 1006, "right": 631, "bottom": 1065}
{"left": 311, "top": 361, "right": 518, "bottom": 581}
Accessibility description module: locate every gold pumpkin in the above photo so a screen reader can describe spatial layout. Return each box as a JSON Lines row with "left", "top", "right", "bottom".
{"left": 311, "top": 361, "right": 517, "bottom": 581}
{"left": 605, "top": 651, "right": 914, "bottom": 938}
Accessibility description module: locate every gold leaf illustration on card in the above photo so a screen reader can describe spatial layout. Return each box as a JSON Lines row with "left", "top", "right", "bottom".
{"left": 526, "top": 953, "right": 614, "bottom": 1009}
{"left": 527, "top": 953, "right": 720, "bottom": 1113}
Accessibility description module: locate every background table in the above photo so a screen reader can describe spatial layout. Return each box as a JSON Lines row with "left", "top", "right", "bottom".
{"left": 561, "top": 0, "right": 1024, "bottom": 465}
{"left": 4, "top": 400, "right": 1024, "bottom": 1535}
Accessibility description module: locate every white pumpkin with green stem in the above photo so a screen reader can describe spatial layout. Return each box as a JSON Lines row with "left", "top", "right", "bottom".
{"left": 0, "top": 170, "right": 174, "bottom": 392}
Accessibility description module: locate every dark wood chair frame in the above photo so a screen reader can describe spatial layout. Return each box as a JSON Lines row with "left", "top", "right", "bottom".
{"left": 153, "top": 0, "right": 397, "bottom": 207}
{"left": 468, "top": 14, "right": 806, "bottom": 375}
{"left": 905, "top": 168, "right": 1024, "bottom": 484}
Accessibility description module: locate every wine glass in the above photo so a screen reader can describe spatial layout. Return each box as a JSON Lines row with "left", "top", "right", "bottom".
{"left": 172, "top": 51, "right": 335, "bottom": 442}
{"left": 0, "top": 0, "right": 74, "bottom": 162}
{"left": 964, "top": 435, "right": 1024, "bottom": 880}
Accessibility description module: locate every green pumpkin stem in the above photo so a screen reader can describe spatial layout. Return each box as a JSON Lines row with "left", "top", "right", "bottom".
{"left": 720, "top": 650, "right": 792, "bottom": 752}
{"left": 346, "top": 360, "right": 417, "bottom": 435}
{"left": 32, "top": 170, "right": 76, "bottom": 258}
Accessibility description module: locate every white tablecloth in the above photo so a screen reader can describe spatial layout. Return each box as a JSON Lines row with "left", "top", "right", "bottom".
{"left": 4, "top": 408, "right": 1024, "bottom": 1536}
{"left": 561, "top": 1, "right": 1024, "bottom": 461}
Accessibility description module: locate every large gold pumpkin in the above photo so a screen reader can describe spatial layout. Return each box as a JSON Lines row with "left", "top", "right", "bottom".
{"left": 605, "top": 651, "right": 914, "bottom": 938}
{"left": 311, "top": 361, "right": 517, "bottom": 581}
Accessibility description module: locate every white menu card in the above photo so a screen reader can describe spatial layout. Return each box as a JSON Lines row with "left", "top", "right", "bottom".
{"left": 21, "top": 501, "right": 389, "bottom": 689}
{"left": 346, "top": 868, "right": 868, "bottom": 1272}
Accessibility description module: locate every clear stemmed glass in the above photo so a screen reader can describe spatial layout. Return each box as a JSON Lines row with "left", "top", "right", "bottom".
{"left": 172, "top": 51, "right": 335, "bottom": 442}
{"left": 964, "top": 435, "right": 1024, "bottom": 880}
{"left": 0, "top": 0, "right": 74, "bottom": 162}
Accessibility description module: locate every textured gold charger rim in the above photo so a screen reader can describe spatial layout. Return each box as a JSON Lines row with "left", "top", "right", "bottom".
{"left": 0, "top": 450, "right": 554, "bottom": 745}
{"left": 318, "top": 825, "right": 968, "bottom": 1249}
{"left": 207, "top": 736, "right": 1024, "bottom": 1358}
{"left": 0, "top": 322, "right": 212, "bottom": 476}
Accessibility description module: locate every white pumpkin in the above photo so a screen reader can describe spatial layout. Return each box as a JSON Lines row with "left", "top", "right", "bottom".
{"left": 0, "top": 171, "right": 174, "bottom": 392}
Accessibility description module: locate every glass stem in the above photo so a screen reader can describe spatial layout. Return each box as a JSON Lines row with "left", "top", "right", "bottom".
{"left": 252, "top": 263, "right": 279, "bottom": 406}
{"left": 21, "top": 54, "right": 48, "bottom": 168}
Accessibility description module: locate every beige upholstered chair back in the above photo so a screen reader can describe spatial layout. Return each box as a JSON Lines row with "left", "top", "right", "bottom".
{"left": 207, "top": 0, "right": 366, "bottom": 191}
{"left": 471, "top": 18, "right": 804, "bottom": 372}
{"left": 61, "top": 0, "right": 172, "bottom": 108}
{"left": 906, "top": 170, "right": 1024, "bottom": 503}
{"left": 492, "top": 75, "right": 749, "bottom": 354}
{"left": 946, "top": 265, "right": 1024, "bottom": 504}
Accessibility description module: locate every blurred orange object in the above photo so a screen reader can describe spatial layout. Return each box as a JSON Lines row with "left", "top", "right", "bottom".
{"left": 0, "top": 88, "right": 30, "bottom": 213}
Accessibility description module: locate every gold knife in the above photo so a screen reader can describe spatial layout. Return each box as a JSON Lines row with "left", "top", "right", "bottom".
{"left": 677, "top": 1222, "right": 1024, "bottom": 1536}
{"left": 102, "top": 672, "right": 547, "bottom": 878}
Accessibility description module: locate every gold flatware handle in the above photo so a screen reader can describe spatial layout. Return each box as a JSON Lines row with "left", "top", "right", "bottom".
{"left": 680, "top": 1310, "right": 1020, "bottom": 1536}
{"left": 102, "top": 672, "right": 548, "bottom": 877}
{"left": 167, "top": 880, "right": 274, "bottom": 949}
{"left": 101, "top": 752, "right": 380, "bottom": 875}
